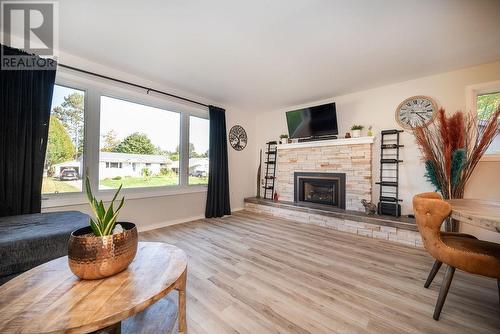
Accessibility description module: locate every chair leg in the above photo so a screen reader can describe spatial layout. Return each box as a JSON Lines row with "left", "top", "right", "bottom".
{"left": 497, "top": 278, "right": 500, "bottom": 305}
{"left": 424, "top": 260, "right": 442, "bottom": 288}
{"left": 433, "top": 266, "right": 455, "bottom": 320}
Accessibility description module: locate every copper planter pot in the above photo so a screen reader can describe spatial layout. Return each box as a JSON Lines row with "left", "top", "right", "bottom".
{"left": 68, "top": 222, "right": 138, "bottom": 280}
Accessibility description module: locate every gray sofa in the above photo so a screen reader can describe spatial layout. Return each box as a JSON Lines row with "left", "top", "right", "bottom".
{"left": 0, "top": 211, "right": 89, "bottom": 284}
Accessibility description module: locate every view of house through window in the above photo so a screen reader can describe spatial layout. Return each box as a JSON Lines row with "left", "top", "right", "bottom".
{"left": 188, "top": 116, "right": 209, "bottom": 185}
{"left": 477, "top": 91, "right": 500, "bottom": 155}
{"left": 42, "top": 86, "right": 209, "bottom": 196}
{"left": 99, "top": 96, "right": 181, "bottom": 189}
{"left": 42, "top": 85, "right": 85, "bottom": 194}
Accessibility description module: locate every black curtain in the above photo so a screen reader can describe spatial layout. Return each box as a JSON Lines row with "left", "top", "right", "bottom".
{"left": 0, "top": 45, "right": 57, "bottom": 216}
{"left": 205, "top": 105, "right": 231, "bottom": 218}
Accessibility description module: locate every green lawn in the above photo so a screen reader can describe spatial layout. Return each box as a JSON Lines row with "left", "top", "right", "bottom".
{"left": 99, "top": 175, "right": 208, "bottom": 189}
{"left": 42, "top": 177, "right": 80, "bottom": 194}
{"left": 188, "top": 176, "right": 209, "bottom": 185}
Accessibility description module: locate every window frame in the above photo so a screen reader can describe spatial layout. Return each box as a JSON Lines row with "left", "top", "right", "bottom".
{"left": 42, "top": 69, "right": 209, "bottom": 209}
{"left": 188, "top": 115, "right": 210, "bottom": 186}
{"left": 98, "top": 93, "right": 183, "bottom": 190}
{"left": 41, "top": 81, "right": 89, "bottom": 200}
{"left": 466, "top": 80, "right": 500, "bottom": 162}
{"left": 105, "top": 162, "right": 122, "bottom": 169}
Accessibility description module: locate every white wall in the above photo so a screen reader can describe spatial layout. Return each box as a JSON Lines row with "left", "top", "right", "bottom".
{"left": 42, "top": 51, "right": 256, "bottom": 230}
{"left": 254, "top": 60, "right": 500, "bottom": 242}
{"left": 25, "top": 47, "right": 500, "bottom": 241}
{"left": 226, "top": 107, "right": 258, "bottom": 211}
{"left": 44, "top": 191, "right": 208, "bottom": 231}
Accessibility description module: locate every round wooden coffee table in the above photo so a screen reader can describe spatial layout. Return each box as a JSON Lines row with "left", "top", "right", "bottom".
{"left": 0, "top": 242, "right": 188, "bottom": 334}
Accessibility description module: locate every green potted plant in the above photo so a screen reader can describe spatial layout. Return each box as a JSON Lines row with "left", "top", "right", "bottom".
{"left": 279, "top": 134, "right": 289, "bottom": 144}
{"left": 67, "top": 176, "right": 138, "bottom": 280}
{"left": 351, "top": 125, "right": 364, "bottom": 138}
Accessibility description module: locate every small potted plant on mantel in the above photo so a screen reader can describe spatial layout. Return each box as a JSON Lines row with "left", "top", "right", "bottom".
{"left": 279, "top": 134, "right": 289, "bottom": 144}
{"left": 351, "top": 125, "right": 364, "bottom": 138}
{"left": 67, "top": 176, "right": 138, "bottom": 280}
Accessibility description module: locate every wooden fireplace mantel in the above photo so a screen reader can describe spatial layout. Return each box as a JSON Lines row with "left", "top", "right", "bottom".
{"left": 276, "top": 136, "right": 375, "bottom": 150}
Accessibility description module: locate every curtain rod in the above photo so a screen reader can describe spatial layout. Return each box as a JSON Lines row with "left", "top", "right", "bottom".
{"left": 58, "top": 63, "right": 210, "bottom": 108}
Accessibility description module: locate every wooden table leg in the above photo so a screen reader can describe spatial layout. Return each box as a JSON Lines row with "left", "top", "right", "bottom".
{"left": 176, "top": 268, "right": 187, "bottom": 334}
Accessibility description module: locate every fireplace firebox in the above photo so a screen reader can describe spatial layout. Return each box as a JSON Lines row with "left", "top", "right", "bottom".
{"left": 294, "top": 172, "right": 346, "bottom": 209}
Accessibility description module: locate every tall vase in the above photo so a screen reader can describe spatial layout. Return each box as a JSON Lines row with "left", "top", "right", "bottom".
{"left": 444, "top": 216, "right": 460, "bottom": 232}
{"left": 256, "top": 149, "right": 262, "bottom": 198}
{"left": 442, "top": 192, "right": 462, "bottom": 232}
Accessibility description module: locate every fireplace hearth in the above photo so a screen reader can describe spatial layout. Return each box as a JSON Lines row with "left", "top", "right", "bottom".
{"left": 294, "top": 172, "right": 346, "bottom": 209}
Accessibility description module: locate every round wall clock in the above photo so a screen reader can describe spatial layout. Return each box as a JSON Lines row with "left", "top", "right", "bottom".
{"left": 395, "top": 95, "right": 438, "bottom": 130}
{"left": 229, "top": 125, "right": 247, "bottom": 151}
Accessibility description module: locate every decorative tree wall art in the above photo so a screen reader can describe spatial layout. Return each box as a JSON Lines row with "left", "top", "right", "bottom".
{"left": 229, "top": 125, "right": 248, "bottom": 151}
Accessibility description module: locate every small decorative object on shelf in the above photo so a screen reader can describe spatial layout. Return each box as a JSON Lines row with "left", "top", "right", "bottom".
{"left": 68, "top": 176, "right": 138, "bottom": 280}
{"left": 273, "top": 191, "right": 279, "bottom": 202}
{"left": 351, "top": 125, "right": 364, "bottom": 138}
{"left": 279, "top": 134, "right": 289, "bottom": 144}
{"left": 361, "top": 199, "right": 377, "bottom": 215}
{"left": 345, "top": 132, "right": 351, "bottom": 138}
{"left": 229, "top": 125, "right": 248, "bottom": 151}
{"left": 367, "top": 126, "right": 373, "bottom": 137}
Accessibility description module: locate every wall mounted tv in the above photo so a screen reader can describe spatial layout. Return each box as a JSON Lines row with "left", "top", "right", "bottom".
{"left": 286, "top": 102, "right": 338, "bottom": 139}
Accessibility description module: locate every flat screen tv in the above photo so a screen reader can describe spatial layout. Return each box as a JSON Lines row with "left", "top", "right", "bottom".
{"left": 286, "top": 102, "right": 338, "bottom": 139}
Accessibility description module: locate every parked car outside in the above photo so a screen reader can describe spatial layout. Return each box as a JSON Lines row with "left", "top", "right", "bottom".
{"left": 191, "top": 170, "right": 207, "bottom": 178}
{"left": 60, "top": 168, "right": 79, "bottom": 181}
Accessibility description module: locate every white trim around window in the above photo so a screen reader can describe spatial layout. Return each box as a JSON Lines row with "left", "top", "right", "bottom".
{"left": 42, "top": 69, "right": 209, "bottom": 209}
{"left": 465, "top": 80, "right": 500, "bottom": 163}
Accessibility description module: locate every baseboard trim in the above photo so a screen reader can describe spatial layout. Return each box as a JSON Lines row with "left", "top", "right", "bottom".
{"left": 137, "top": 207, "right": 246, "bottom": 232}
{"left": 137, "top": 214, "right": 205, "bottom": 232}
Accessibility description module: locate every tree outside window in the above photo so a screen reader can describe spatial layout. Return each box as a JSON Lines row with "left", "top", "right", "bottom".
{"left": 99, "top": 96, "right": 180, "bottom": 189}
{"left": 42, "top": 85, "right": 85, "bottom": 194}
{"left": 477, "top": 92, "right": 500, "bottom": 155}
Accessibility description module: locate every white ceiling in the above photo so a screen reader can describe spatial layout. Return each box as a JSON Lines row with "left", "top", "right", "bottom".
{"left": 58, "top": 0, "right": 500, "bottom": 111}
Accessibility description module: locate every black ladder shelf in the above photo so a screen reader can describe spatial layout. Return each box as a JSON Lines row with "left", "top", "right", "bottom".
{"left": 263, "top": 141, "right": 277, "bottom": 199}
{"left": 376, "top": 129, "right": 404, "bottom": 217}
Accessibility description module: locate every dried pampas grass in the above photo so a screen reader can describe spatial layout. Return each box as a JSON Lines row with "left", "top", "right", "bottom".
{"left": 412, "top": 105, "right": 500, "bottom": 199}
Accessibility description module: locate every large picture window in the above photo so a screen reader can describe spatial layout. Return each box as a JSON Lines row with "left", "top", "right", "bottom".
{"left": 99, "top": 96, "right": 180, "bottom": 189}
{"left": 42, "top": 74, "right": 210, "bottom": 207}
{"left": 42, "top": 85, "right": 85, "bottom": 194}
{"left": 188, "top": 116, "right": 209, "bottom": 185}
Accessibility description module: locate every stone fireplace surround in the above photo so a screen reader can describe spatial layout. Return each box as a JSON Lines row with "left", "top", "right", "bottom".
{"left": 276, "top": 137, "right": 373, "bottom": 211}
{"left": 244, "top": 137, "right": 423, "bottom": 247}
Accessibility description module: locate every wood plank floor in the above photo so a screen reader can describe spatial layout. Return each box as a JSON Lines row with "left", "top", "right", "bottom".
{"left": 140, "top": 210, "right": 500, "bottom": 334}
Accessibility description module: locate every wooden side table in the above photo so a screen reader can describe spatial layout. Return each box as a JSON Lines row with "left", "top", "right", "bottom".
{"left": 0, "top": 242, "right": 188, "bottom": 334}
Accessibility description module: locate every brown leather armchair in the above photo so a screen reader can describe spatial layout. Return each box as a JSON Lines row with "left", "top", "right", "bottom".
{"left": 413, "top": 192, "right": 500, "bottom": 320}
{"left": 418, "top": 192, "right": 477, "bottom": 289}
